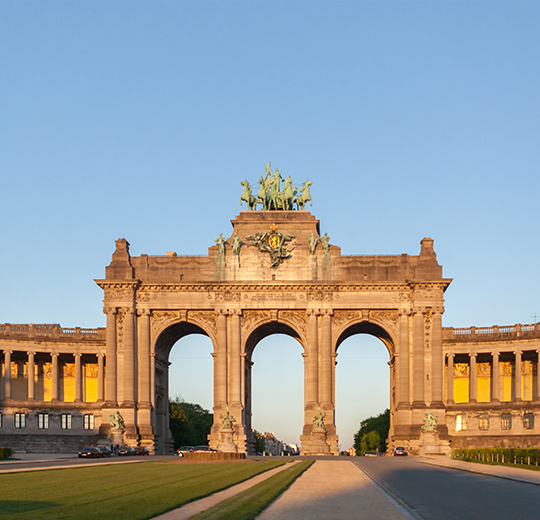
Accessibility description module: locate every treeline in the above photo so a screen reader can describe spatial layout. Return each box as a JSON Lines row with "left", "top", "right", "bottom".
{"left": 353, "top": 409, "right": 390, "bottom": 454}
{"left": 169, "top": 396, "right": 213, "bottom": 450}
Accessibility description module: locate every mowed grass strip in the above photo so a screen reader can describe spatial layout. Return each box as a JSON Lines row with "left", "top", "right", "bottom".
{"left": 191, "top": 460, "right": 314, "bottom": 520}
{"left": 0, "top": 460, "right": 284, "bottom": 520}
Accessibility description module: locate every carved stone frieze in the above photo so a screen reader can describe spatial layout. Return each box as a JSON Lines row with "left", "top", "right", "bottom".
{"left": 188, "top": 310, "right": 217, "bottom": 336}
{"left": 241, "top": 310, "right": 271, "bottom": 338}
{"left": 279, "top": 310, "right": 308, "bottom": 338}
{"left": 214, "top": 290, "right": 241, "bottom": 302}
{"left": 307, "top": 290, "right": 334, "bottom": 302}
{"left": 136, "top": 290, "right": 158, "bottom": 303}
{"left": 150, "top": 311, "right": 179, "bottom": 338}
{"left": 105, "top": 287, "right": 135, "bottom": 303}
{"left": 392, "top": 290, "right": 413, "bottom": 303}
{"left": 116, "top": 311, "right": 125, "bottom": 350}
{"left": 333, "top": 310, "right": 363, "bottom": 327}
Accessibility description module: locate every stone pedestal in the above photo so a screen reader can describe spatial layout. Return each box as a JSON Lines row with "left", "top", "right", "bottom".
{"left": 309, "top": 430, "right": 331, "bottom": 455}
{"left": 419, "top": 431, "right": 450, "bottom": 455}
{"left": 217, "top": 429, "right": 238, "bottom": 453}
{"left": 109, "top": 429, "right": 124, "bottom": 448}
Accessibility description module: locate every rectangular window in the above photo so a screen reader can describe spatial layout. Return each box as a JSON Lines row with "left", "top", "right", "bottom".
{"left": 83, "top": 414, "right": 94, "bottom": 430}
{"left": 61, "top": 414, "right": 72, "bottom": 430}
{"left": 524, "top": 413, "right": 535, "bottom": 430}
{"left": 37, "top": 413, "right": 49, "bottom": 430}
{"left": 0, "top": 412, "right": 3, "bottom": 428}
{"left": 478, "top": 414, "right": 489, "bottom": 431}
{"left": 14, "top": 413, "right": 26, "bottom": 429}
{"left": 455, "top": 414, "right": 467, "bottom": 431}
{"left": 501, "top": 414, "right": 512, "bottom": 430}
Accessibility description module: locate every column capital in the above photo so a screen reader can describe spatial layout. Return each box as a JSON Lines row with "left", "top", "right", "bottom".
{"left": 432, "top": 306, "right": 445, "bottom": 314}
{"left": 103, "top": 307, "right": 117, "bottom": 315}
{"left": 229, "top": 309, "right": 242, "bottom": 317}
{"left": 137, "top": 308, "right": 152, "bottom": 317}
{"left": 491, "top": 351, "right": 500, "bottom": 358}
{"left": 321, "top": 309, "right": 333, "bottom": 317}
{"left": 514, "top": 349, "right": 522, "bottom": 356}
{"left": 447, "top": 352, "right": 454, "bottom": 359}
{"left": 74, "top": 353, "right": 82, "bottom": 359}
{"left": 26, "top": 351, "right": 36, "bottom": 357}
{"left": 123, "top": 307, "right": 135, "bottom": 315}
{"left": 3, "top": 349, "right": 13, "bottom": 355}
{"left": 51, "top": 352, "right": 59, "bottom": 358}
{"left": 306, "top": 308, "right": 321, "bottom": 317}
{"left": 215, "top": 309, "right": 229, "bottom": 317}
{"left": 470, "top": 352, "right": 477, "bottom": 359}
{"left": 398, "top": 309, "right": 412, "bottom": 317}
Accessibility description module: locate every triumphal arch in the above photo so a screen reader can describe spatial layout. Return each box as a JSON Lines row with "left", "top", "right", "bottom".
{"left": 95, "top": 170, "right": 452, "bottom": 455}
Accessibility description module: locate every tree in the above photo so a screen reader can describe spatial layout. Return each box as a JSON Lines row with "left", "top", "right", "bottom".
{"left": 169, "top": 396, "right": 213, "bottom": 450}
{"left": 253, "top": 430, "right": 265, "bottom": 454}
{"left": 354, "top": 409, "right": 390, "bottom": 454}
{"left": 359, "top": 431, "right": 381, "bottom": 453}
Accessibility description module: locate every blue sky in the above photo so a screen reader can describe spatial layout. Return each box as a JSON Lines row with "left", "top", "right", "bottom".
{"left": 2, "top": 1, "right": 539, "bottom": 448}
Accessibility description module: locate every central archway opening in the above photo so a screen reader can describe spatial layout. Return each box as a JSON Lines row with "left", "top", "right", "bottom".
{"left": 244, "top": 322, "right": 304, "bottom": 455}
{"left": 154, "top": 322, "right": 214, "bottom": 455}
{"left": 335, "top": 322, "right": 393, "bottom": 453}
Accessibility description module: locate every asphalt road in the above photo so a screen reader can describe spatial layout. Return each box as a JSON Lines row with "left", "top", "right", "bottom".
{"left": 353, "top": 457, "right": 540, "bottom": 520}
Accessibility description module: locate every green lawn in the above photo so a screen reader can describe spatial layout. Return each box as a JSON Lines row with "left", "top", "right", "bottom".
{"left": 0, "top": 460, "right": 284, "bottom": 519}
{"left": 191, "top": 460, "right": 313, "bottom": 520}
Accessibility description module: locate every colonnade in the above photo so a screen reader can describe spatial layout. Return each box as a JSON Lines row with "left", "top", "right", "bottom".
{"left": 446, "top": 350, "right": 540, "bottom": 403}
{"left": 1, "top": 349, "right": 105, "bottom": 403}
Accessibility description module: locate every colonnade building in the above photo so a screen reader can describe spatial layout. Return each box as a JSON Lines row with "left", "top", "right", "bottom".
{"left": 1, "top": 209, "right": 539, "bottom": 454}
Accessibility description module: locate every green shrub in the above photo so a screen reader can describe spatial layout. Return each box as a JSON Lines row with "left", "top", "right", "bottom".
{"left": 0, "top": 447, "right": 13, "bottom": 460}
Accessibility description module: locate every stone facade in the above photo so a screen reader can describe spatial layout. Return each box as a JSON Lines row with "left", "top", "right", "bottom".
{"left": 1, "top": 209, "right": 539, "bottom": 454}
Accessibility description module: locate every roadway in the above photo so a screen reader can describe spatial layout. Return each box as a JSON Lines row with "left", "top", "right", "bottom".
{"left": 353, "top": 457, "right": 540, "bottom": 520}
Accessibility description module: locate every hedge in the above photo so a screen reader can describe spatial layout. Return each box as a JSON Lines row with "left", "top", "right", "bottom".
{"left": 0, "top": 447, "right": 13, "bottom": 460}
{"left": 451, "top": 447, "right": 540, "bottom": 466}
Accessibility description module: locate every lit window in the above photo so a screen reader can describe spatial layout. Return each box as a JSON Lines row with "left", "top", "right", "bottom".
{"left": 37, "top": 413, "right": 49, "bottom": 429}
{"left": 455, "top": 414, "right": 467, "bottom": 431}
{"left": 14, "top": 413, "right": 26, "bottom": 429}
{"left": 83, "top": 414, "right": 94, "bottom": 430}
{"left": 501, "top": 414, "right": 512, "bottom": 430}
{"left": 61, "top": 414, "right": 72, "bottom": 430}
{"left": 524, "top": 413, "right": 535, "bottom": 430}
{"left": 478, "top": 414, "right": 489, "bottom": 431}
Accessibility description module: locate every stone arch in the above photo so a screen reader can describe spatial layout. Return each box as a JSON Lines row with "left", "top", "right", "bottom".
{"left": 334, "top": 319, "right": 396, "bottom": 358}
{"left": 334, "top": 318, "right": 397, "bottom": 450}
{"left": 152, "top": 318, "right": 215, "bottom": 454}
{"left": 242, "top": 318, "right": 305, "bottom": 453}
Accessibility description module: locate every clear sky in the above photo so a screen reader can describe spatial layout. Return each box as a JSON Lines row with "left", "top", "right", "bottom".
{"left": 1, "top": 1, "right": 539, "bottom": 448}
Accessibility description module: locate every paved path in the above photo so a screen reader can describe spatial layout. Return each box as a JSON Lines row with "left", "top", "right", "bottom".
{"left": 256, "top": 460, "right": 412, "bottom": 520}
{"left": 153, "top": 461, "right": 301, "bottom": 520}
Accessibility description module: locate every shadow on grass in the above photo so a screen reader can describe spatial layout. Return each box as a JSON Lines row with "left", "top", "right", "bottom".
{"left": 0, "top": 500, "right": 58, "bottom": 515}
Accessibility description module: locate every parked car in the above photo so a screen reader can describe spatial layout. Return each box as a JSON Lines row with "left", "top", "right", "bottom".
{"left": 394, "top": 446, "right": 408, "bottom": 456}
{"left": 118, "top": 446, "right": 136, "bottom": 456}
{"left": 177, "top": 446, "right": 195, "bottom": 457}
{"left": 133, "top": 446, "right": 149, "bottom": 456}
{"left": 192, "top": 446, "right": 221, "bottom": 453}
{"left": 78, "top": 447, "right": 101, "bottom": 458}
{"left": 97, "top": 446, "right": 112, "bottom": 457}
{"left": 363, "top": 451, "right": 380, "bottom": 457}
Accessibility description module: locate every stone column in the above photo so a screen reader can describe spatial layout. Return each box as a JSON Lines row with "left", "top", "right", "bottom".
{"left": 4, "top": 350, "right": 12, "bottom": 401}
{"left": 431, "top": 308, "right": 444, "bottom": 406}
{"left": 446, "top": 352, "right": 454, "bottom": 404}
{"left": 51, "top": 353, "right": 59, "bottom": 402}
{"left": 229, "top": 310, "right": 241, "bottom": 406}
{"left": 306, "top": 309, "right": 319, "bottom": 407}
{"left": 123, "top": 308, "right": 135, "bottom": 406}
{"left": 105, "top": 308, "right": 117, "bottom": 406}
{"left": 74, "top": 353, "right": 82, "bottom": 402}
{"left": 27, "top": 351, "right": 35, "bottom": 401}
{"left": 536, "top": 350, "right": 540, "bottom": 402}
{"left": 514, "top": 350, "right": 522, "bottom": 402}
{"left": 492, "top": 352, "right": 500, "bottom": 402}
{"left": 97, "top": 353, "right": 104, "bottom": 402}
{"left": 215, "top": 310, "right": 228, "bottom": 407}
{"left": 398, "top": 311, "right": 410, "bottom": 407}
{"left": 412, "top": 310, "right": 425, "bottom": 406}
{"left": 469, "top": 353, "right": 477, "bottom": 403}
{"left": 138, "top": 310, "right": 151, "bottom": 407}
{"left": 320, "top": 311, "right": 332, "bottom": 408}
